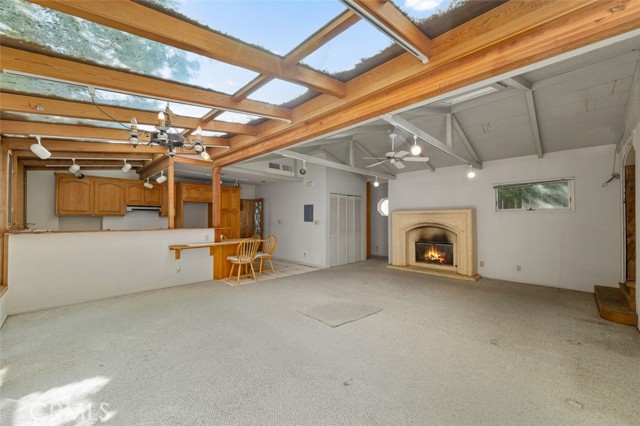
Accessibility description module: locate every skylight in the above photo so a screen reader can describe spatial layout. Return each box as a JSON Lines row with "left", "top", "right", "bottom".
{"left": 154, "top": 0, "right": 346, "bottom": 57}
{"left": 215, "top": 112, "right": 262, "bottom": 125}
{"left": 247, "top": 79, "right": 309, "bottom": 106}
{"left": 1, "top": 0, "right": 258, "bottom": 94}
{"left": 302, "top": 20, "right": 392, "bottom": 75}
{"left": 391, "top": 0, "right": 458, "bottom": 21}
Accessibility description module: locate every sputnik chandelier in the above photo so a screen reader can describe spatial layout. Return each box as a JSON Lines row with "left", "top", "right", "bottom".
{"left": 127, "top": 105, "right": 210, "bottom": 160}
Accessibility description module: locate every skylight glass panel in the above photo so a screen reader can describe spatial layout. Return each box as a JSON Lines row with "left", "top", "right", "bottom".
{"left": 1, "top": 0, "right": 258, "bottom": 93}
{"left": 1, "top": 111, "right": 126, "bottom": 129}
{"left": 391, "top": 0, "right": 458, "bottom": 21}
{"left": 215, "top": 112, "right": 261, "bottom": 125}
{"left": 154, "top": 0, "right": 346, "bottom": 56}
{"left": 302, "top": 20, "right": 392, "bottom": 75}
{"left": 200, "top": 130, "right": 227, "bottom": 138}
{"left": 247, "top": 79, "right": 309, "bottom": 106}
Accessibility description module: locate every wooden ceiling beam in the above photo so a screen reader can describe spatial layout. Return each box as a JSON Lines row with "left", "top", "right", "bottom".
{"left": 173, "top": 156, "right": 214, "bottom": 168}
{"left": 1, "top": 93, "right": 257, "bottom": 136}
{"left": 138, "top": 156, "right": 170, "bottom": 180}
{"left": 213, "top": 0, "right": 640, "bottom": 166}
{"left": 340, "top": 0, "right": 431, "bottom": 63}
{"left": 28, "top": 0, "right": 346, "bottom": 98}
{"left": 0, "top": 120, "right": 229, "bottom": 147}
{"left": 1, "top": 46, "right": 292, "bottom": 122}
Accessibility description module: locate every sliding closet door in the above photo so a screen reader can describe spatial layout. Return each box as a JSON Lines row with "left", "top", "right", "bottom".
{"left": 330, "top": 193, "right": 364, "bottom": 267}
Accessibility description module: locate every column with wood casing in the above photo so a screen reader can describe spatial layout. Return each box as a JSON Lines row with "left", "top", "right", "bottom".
{"left": 167, "top": 156, "right": 175, "bottom": 229}
{"left": 0, "top": 139, "right": 7, "bottom": 291}
{"left": 211, "top": 166, "right": 221, "bottom": 230}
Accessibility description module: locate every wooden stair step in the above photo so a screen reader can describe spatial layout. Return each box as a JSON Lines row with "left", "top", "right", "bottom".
{"left": 594, "top": 285, "right": 638, "bottom": 326}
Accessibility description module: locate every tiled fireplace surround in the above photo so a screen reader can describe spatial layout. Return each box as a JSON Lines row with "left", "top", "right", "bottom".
{"left": 390, "top": 209, "right": 479, "bottom": 280}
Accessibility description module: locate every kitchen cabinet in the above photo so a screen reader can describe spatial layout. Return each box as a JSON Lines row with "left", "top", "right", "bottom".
{"left": 56, "top": 175, "right": 94, "bottom": 215}
{"left": 125, "top": 181, "right": 165, "bottom": 206}
{"left": 94, "top": 178, "right": 125, "bottom": 216}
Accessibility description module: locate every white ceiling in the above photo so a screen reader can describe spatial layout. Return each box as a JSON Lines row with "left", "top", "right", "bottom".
{"left": 230, "top": 33, "right": 639, "bottom": 183}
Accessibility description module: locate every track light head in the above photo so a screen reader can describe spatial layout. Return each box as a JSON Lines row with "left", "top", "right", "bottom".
{"left": 156, "top": 171, "right": 167, "bottom": 184}
{"left": 144, "top": 178, "right": 154, "bottom": 189}
{"left": 299, "top": 160, "right": 307, "bottom": 175}
{"left": 75, "top": 171, "right": 85, "bottom": 179}
{"left": 410, "top": 135, "right": 422, "bottom": 156}
{"left": 373, "top": 177, "right": 380, "bottom": 187}
{"left": 68, "top": 159, "right": 80, "bottom": 174}
{"left": 121, "top": 160, "right": 132, "bottom": 173}
{"left": 467, "top": 166, "right": 476, "bottom": 179}
{"left": 30, "top": 136, "right": 52, "bottom": 160}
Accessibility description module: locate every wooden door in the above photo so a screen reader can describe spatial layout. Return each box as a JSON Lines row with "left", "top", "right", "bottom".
{"left": 220, "top": 187, "right": 241, "bottom": 238}
{"left": 626, "top": 164, "right": 635, "bottom": 282}
{"left": 94, "top": 179, "right": 125, "bottom": 216}
{"left": 56, "top": 175, "right": 93, "bottom": 215}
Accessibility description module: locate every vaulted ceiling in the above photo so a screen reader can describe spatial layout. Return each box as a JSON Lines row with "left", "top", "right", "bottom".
{"left": 1, "top": 0, "right": 639, "bottom": 182}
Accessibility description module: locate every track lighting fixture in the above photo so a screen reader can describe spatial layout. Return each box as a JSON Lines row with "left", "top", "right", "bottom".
{"left": 75, "top": 171, "right": 85, "bottom": 179}
{"left": 144, "top": 178, "right": 154, "bottom": 189}
{"left": 234, "top": 178, "right": 240, "bottom": 188}
{"left": 121, "top": 159, "right": 132, "bottom": 173}
{"left": 373, "top": 177, "right": 380, "bottom": 187}
{"left": 156, "top": 171, "right": 167, "bottom": 184}
{"left": 68, "top": 159, "right": 80, "bottom": 174}
{"left": 410, "top": 135, "right": 422, "bottom": 156}
{"left": 467, "top": 166, "right": 476, "bottom": 179}
{"left": 30, "top": 136, "right": 51, "bottom": 160}
{"left": 299, "top": 160, "right": 307, "bottom": 175}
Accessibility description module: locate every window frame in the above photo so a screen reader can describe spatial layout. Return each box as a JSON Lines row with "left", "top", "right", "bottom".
{"left": 494, "top": 178, "right": 575, "bottom": 212}
{"left": 377, "top": 198, "right": 389, "bottom": 217}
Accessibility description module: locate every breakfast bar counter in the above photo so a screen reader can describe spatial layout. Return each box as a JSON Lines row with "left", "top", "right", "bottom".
{"left": 169, "top": 239, "right": 245, "bottom": 280}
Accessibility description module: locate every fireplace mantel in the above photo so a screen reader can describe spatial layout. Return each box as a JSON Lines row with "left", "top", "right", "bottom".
{"left": 390, "top": 209, "right": 479, "bottom": 280}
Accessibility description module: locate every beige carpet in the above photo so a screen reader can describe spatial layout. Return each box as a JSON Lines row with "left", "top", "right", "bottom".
{"left": 1, "top": 259, "right": 639, "bottom": 425}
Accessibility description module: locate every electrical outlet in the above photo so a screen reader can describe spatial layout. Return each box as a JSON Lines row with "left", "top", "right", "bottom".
{"left": 176, "top": 266, "right": 181, "bottom": 273}
{"left": 516, "top": 265, "right": 521, "bottom": 272}
{"left": 375, "top": 245, "right": 379, "bottom": 252}
{"left": 480, "top": 261, "right": 484, "bottom": 267}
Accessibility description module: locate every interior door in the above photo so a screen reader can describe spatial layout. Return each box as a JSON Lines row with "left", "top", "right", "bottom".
{"left": 330, "top": 193, "right": 364, "bottom": 267}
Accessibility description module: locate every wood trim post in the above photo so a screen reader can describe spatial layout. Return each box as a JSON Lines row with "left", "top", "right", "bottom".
{"left": 167, "top": 156, "right": 175, "bottom": 229}
{"left": 211, "top": 166, "right": 221, "bottom": 229}
{"left": 0, "top": 140, "right": 7, "bottom": 289}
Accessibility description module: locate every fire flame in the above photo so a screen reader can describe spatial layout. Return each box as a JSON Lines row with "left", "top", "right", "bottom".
{"left": 424, "top": 245, "right": 447, "bottom": 263}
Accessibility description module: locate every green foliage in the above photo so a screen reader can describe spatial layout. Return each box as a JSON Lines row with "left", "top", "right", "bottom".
{"left": 497, "top": 181, "right": 571, "bottom": 210}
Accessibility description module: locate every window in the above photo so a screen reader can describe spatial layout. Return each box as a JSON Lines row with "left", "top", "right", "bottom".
{"left": 377, "top": 198, "right": 389, "bottom": 216}
{"left": 495, "top": 179, "right": 574, "bottom": 211}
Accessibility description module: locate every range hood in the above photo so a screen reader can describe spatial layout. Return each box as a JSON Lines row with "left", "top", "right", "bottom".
{"left": 126, "top": 206, "right": 161, "bottom": 212}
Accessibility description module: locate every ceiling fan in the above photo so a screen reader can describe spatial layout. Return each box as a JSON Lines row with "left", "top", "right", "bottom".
{"left": 365, "top": 132, "right": 430, "bottom": 169}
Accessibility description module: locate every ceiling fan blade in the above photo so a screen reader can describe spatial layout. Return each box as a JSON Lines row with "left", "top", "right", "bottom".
{"left": 394, "top": 161, "right": 405, "bottom": 169}
{"left": 367, "top": 160, "right": 388, "bottom": 168}
{"left": 363, "top": 157, "right": 388, "bottom": 160}
{"left": 403, "top": 156, "right": 430, "bottom": 162}
{"left": 395, "top": 150, "right": 409, "bottom": 158}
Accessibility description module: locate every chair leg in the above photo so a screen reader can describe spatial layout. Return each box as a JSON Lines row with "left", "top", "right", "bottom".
{"left": 259, "top": 258, "right": 264, "bottom": 275}
{"left": 249, "top": 262, "right": 257, "bottom": 281}
{"left": 236, "top": 262, "right": 242, "bottom": 283}
{"left": 268, "top": 258, "right": 275, "bottom": 273}
{"left": 228, "top": 263, "right": 235, "bottom": 280}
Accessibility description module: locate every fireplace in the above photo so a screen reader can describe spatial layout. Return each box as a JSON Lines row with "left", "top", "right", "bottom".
{"left": 390, "top": 209, "right": 479, "bottom": 280}
{"left": 415, "top": 241, "right": 454, "bottom": 266}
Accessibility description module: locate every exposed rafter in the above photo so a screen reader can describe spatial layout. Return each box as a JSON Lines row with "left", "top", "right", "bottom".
{"left": 340, "top": 0, "right": 431, "bottom": 63}
{"left": 1, "top": 46, "right": 292, "bottom": 122}
{"left": 0, "top": 120, "right": 229, "bottom": 148}
{"left": 451, "top": 115, "right": 481, "bottom": 165}
{"left": 382, "top": 114, "right": 482, "bottom": 169}
{"left": 504, "top": 77, "right": 544, "bottom": 158}
{"left": 28, "top": 0, "right": 346, "bottom": 98}
{"left": 1, "top": 93, "right": 257, "bottom": 136}
{"left": 278, "top": 149, "right": 396, "bottom": 180}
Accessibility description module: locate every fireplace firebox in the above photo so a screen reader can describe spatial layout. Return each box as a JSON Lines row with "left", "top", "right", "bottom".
{"left": 415, "top": 241, "right": 454, "bottom": 266}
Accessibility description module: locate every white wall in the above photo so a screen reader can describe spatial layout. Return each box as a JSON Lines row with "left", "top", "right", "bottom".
{"left": 390, "top": 145, "right": 621, "bottom": 292}
{"left": 370, "top": 183, "right": 389, "bottom": 257}
{"left": 183, "top": 202, "right": 209, "bottom": 228}
{"left": 256, "top": 163, "right": 327, "bottom": 267}
{"left": 0, "top": 292, "right": 7, "bottom": 328}
{"left": 240, "top": 184, "right": 256, "bottom": 199}
{"left": 7, "top": 229, "right": 213, "bottom": 314}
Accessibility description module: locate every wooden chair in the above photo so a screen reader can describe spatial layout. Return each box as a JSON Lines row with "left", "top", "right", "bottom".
{"left": 227, "top": 238, "right": 260, "bottom": 283}
{"left": 255, "top": 234, "right": 277, "bottom": 275}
